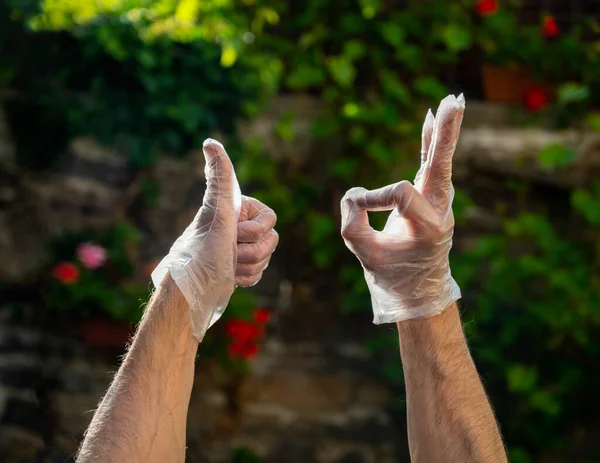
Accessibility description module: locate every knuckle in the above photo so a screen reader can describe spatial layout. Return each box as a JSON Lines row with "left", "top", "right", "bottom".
{"left": 340, "top": 226, "right": 352, "bottom": 241}
{"left": 341, "top": 187, "right": 366, "bottom": 205}
{"left": 271, "top": 228, "right": 279, "bottom": 246}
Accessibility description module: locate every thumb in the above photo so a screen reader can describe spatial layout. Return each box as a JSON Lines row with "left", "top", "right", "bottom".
{"left": 196, "top": 138, "right": 242, "bottom": 228}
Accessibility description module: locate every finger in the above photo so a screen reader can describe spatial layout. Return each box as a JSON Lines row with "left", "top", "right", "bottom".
{"left": 414, "top": 109, "right": 435, "bottom": 189}
{"left": 422, "top": 94, "right": 465, "bottom": 207}
{"left": 340, "top": 187, "right": 374, "bottom": 242}
{"left": 352, "top": 181, "right": 435, "bottom": 230}
{"left": 421, "top": 109, "right": 435, "bottom": 165}
{"left": 237, "top": 229, "right": 278, "bottom": 264}
{"left": 237, "top": 197, "right": 277, "bottom": 243}
{"left": 236, "top": 256, "right": 271, "bottom": 276}
{"left": 195, "top": 138, "right": 242, "bottom": 228}
{"left": 353, "top": 182, "right": 406, "bottom": 212}
{"left": 236, "top": 273, "right": 263, "bottom": 288}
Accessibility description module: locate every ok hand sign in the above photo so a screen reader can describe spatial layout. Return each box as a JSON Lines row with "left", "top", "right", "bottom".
{"left": 340, "top": 94, "right": 465, "bottom": 324}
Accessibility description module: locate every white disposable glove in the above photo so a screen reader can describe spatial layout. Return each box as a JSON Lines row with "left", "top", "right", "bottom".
{"left": 152, "top": 139, "right": 279, "bottom": 340}
{"left": 340, "top": 94, "right": 465, "bottom": 324}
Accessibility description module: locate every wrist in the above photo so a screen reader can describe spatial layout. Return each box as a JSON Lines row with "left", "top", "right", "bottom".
{"left": 396, "top": 303, "right": 465, "bottom": 350}
{"left": 368, "top": 273, "right": 460, "bottom": 324}
{"left": 138, "top": 276, "right": 197, "bottom": 349}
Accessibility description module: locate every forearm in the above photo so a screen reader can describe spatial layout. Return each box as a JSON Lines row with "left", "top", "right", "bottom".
{"left": 397, "top": 304, "right": 507, "bottom": 463}
{"left": 78, "top": 278, "right": 198, "bottom": 463}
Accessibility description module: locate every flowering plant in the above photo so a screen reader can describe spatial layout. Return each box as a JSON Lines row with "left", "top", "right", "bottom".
{"left": 474, "top": 1, "right": 597, "bottom": 119}
{"left": 198, "top": 288, "right": 273, "bottom": 371}
{"left": 44, "top": 223, "right": 149, "bottom": 322}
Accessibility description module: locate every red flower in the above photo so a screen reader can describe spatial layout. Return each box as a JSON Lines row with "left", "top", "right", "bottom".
{"left": 475, "top": 0, "right": 498, "bottom": 16}
{"left": 225, "top": 320, "right": 261, "bottom": 343}
{"left": 523, "top": 86, "right": 548, "bottom": 112}
{"left": 542, "top": 16, "right": 559, "bottom": 38}
{"left": 254, "top": 308, "right": 271, "bottom": 324}
{"left": 51, "top": 261, "right": 80, "bottom": 285}
{"left": 228, "top": 341, "right": 259, "bottom": 359}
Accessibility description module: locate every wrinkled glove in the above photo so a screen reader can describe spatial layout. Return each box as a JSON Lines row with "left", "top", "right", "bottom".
{"left": 152, "top": 139, "right": 279, "bottom": 340}
{"left": 341, "top": 94, "right": 465, "bottom": 324}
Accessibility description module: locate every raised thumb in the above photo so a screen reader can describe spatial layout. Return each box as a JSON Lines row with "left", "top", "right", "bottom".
{"left": 197, "top": 138, "right": 242, "bottom": 227}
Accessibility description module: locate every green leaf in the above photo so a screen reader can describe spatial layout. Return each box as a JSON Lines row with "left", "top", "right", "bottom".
{"left": 442, "top": 24, "right": 472, "bottom": 52}
{"left": 557, "top": 82, "right": 590, "bottom": 105}
{"left": 380, "top": 70, "right": 410, "bottom": 104}
{"left": 307, "top": 212, "right": 336, "bottom": 245}
{"left": 330, "top": 158, "right": 359, "bottom": 180}
{"left": 221, "top": 44, "right": 238, "bottom": 67}
{"left": 286, "top": 63, "right": 327, "bottom": 88}
{"left": 343, "top": 102, "right": 361, "bottom": 118}
{"left": 326, "top": 56, "right": 356, "bottom": 88}
{"left": 227, "top": 288, "right": 258, "bottom": 318}
{"left": 530, "top": 390, "right": 561, "bottom": 416}
{"left": 507, "top": 364, "right": 537, "bottom": 392}
{"left": 380, "top": 22, "right": 405, "bottom": 47}
{"left": 508, "top": 448, "right": 533, "bottom": 463}
{"left": 414, "top": 77, "right": 447, "bottom": 101}
{"left": 366, "top": 139, "right": 395, "bottom": 163}
{"left": 275, "top": 111, "right": 296, "bottom": 142}
{"left": 343, "top": 40, "right": 366, "bottom": 61}
{"left": 538, "top": 143, "right": 577, "bottom": 169}
{"left": 587, "top": 113, "right": 600, "bottom": 132}
{"left": 572, "top": 184, "right": 600, "bottom": 225}
{"left": 358, "top": 0, "right": 380, "bottom": 19}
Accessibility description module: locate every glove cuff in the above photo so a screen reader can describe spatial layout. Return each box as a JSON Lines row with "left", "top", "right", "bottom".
{"left": 367, "top": 272, "right": 461, "bottom": 324}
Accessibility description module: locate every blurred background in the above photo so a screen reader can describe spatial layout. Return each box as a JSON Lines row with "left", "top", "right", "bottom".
{"left": 0, "top": 0, "right": 599, "bottom": 461}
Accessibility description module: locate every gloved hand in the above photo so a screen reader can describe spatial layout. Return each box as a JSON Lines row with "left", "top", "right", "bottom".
{"left": 152, "top": 139, "right": 278, "bottom": 340}
{"left": 340, "top": 94, "right": 465, "bottom": 324}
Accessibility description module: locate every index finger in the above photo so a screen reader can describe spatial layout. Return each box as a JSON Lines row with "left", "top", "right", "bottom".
{"left": 421, "top": 94, "right": 465, "bottom": 208}
{"left": 237, "top": 196, "right": 277, "bottom": 243}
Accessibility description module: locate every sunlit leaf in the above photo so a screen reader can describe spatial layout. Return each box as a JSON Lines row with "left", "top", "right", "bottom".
{"left": 221, "top": 43, "right": 238, "bottom": 67}
{"left": 442, "top": 23, "right": 471, "bottom": 52}
{"left": 538, "top": 143, "right": 576, "bottom": 169}
{"left": 557, "top": 82, "right": 590, "bottom": 105}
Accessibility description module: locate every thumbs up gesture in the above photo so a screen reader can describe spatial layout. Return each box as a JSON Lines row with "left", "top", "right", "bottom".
{"left": 340, "top": 95, "right": 465, "bottom": 324}
{"left": 152, "top": 139, "right": 278, "bottom": 340}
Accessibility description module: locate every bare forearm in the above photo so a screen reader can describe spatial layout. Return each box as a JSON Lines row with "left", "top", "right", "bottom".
{"left": 397, "top": 304, "right": 507, "bottom": 463}
{"left": 78, "top": 279, "right": 198, "bottom": 463}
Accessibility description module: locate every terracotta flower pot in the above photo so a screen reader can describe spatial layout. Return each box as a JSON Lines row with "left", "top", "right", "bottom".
{"left": 79, "top": 318, "right": 133, "bottom": 348}
{"left": 481, "top": 64, "right": 537, "bottom": 103}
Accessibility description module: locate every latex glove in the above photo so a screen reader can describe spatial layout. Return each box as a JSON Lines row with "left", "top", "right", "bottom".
{"left": 340, "top": 94, "right": 465, "bottom": 324}
{"left": 152, "top": 139, "right": 278, "bottom": 340}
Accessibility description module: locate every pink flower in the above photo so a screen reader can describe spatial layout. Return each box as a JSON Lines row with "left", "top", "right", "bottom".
{"left": 77, "top": 242, "right": 108, "bottom": 269}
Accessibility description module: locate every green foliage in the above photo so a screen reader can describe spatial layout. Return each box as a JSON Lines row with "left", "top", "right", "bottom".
{"left": 453, "top": 195, "right": 600, "bottom": 455}
{"left": 476, "top": 6, "right": 598, "bottom": 87}
{"left": 538, "top": 143, "right": 577, "bottom": 169}
{"left": 1, "top": 2, "right": 263, "bottom": 167}
{"left": 44, "top": 223, "right": 148, "bottom": 321}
